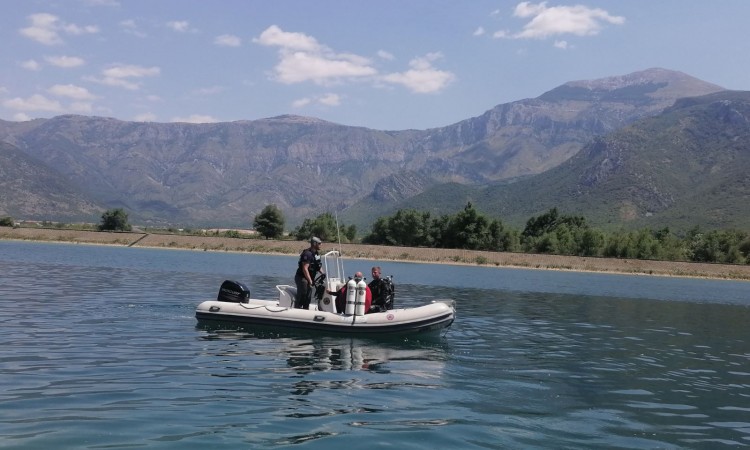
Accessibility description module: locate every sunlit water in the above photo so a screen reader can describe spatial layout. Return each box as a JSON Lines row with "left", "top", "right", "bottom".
{"left": 1, "top": 241, "right": 749, "bottom": 449}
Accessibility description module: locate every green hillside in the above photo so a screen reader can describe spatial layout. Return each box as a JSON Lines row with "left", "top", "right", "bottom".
{"left": 364, "top": 91, "right": 750, "bottom": 233}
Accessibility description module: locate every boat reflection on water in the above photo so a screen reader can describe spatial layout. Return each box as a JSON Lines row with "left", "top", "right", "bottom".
{"left": 197, "top": 324, "right": 449, "bottom": 375}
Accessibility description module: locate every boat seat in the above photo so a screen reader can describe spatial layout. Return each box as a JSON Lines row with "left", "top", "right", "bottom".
{"left": 276, "top": 285, "right": 296, "bottom": 308}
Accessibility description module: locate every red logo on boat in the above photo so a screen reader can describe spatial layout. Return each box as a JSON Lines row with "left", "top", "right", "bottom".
{"left": 387, "top": 314, "right": 394, "bottom": 320}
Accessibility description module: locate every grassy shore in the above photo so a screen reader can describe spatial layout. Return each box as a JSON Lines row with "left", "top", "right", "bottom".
{"left": 2, "top": 227, "right": 750, "bottom": 281}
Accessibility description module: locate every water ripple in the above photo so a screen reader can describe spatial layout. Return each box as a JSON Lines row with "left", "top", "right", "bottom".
{"left": 2, "top": 242, "right": 750, "bottom": 448}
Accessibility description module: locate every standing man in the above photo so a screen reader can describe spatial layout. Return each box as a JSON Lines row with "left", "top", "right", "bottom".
{"left": 294, "top": 237, "right": 322, "bottom": 309}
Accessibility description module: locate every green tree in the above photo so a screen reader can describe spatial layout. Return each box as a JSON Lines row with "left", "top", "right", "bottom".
{"left": 98, "top": 208, "right": 132, "bottom": 231}
{"left": 365, "top": 205, "right": 519, "bottom": 252}
{"left": 363, "top": 209, "right": 433, "bottom": 246}
{"left": 688, "top": 228, "right": 749, "bottom": 264}
{"left": 253, "top": 204, "right": 285, "bottom": 239}
{"left": 344, "top": 224, "right": 357, "bottom": 242}
{"left": 441, "top": 202, "right": 493, "bottom": 250}
{"left": 488, "top": 219, "right": 520, "bottom": 252}
{"left": 363, "top": 216, "right": 393, "bottom": 245}
{"left": 739, "top": 237, "right": 750, "bottom": 264}
{"left": 578, "top": 228, "right": 604, "bottom": 256}
{"left": 0, "top": 216, "right": 14, "bottom": 227}
{"left": 521, "top": 208, "right": 591, "bottom": 255}
{"left": 389, "top": 209, "right": 433, "bottom": 247}
{"left": 294, "top": 212, "right": 350, "bottom": 242}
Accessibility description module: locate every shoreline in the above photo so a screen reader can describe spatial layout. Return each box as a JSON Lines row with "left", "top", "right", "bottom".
{"left": 2, "top": 227, "right": 749, "bottom": 281}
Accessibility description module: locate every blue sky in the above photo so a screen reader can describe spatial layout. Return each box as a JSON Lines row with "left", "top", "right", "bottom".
{"left": 2, "top": 0, "right": 749, "bottom": 130}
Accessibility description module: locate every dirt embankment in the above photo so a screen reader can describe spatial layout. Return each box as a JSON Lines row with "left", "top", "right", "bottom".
{"left": 2, "top": 227, "right": 750, "bottom": 281}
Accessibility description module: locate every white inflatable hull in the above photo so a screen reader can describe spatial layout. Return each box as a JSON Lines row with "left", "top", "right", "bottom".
{"left": 195, "top": 298, "right": 455, "bottom": 335}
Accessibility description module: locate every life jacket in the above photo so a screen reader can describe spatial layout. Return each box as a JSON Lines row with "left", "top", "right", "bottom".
{"left": 297, "top": 249, "right": 321, "bottom": 278}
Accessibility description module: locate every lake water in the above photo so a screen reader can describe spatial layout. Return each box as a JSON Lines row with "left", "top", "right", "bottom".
{"left": 1, "top": 241, "right": 749, "bottom": 449}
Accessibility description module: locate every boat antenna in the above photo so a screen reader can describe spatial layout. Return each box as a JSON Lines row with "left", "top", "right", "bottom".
{"left": 335, "top": 210, "right": 342, "bottom": 252}
{"left": 335, "top": 210, "right": 345, "bottom": 277}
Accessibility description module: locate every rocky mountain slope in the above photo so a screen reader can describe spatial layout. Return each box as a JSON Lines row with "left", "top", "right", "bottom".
{"left": 0, "top": 68, "right": 726, "bottom": 228}
{"left": 375, "top": 90, "right": 750, "bottom": 230}
{"left": 0, "top": 141, "right": 102, "bottom": 220}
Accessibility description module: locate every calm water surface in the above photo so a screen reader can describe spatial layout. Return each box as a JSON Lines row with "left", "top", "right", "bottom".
{"left": 1, "top": 241, "right": 749, "bottom": 449}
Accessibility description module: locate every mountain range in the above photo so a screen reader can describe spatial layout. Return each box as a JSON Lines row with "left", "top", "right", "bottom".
{"left": 1, "top": 67, "right": 746, "bottom": 232}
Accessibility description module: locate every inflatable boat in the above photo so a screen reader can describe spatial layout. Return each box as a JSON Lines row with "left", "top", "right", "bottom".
{"left": 195, "top": 251, "right": 455, "bottom": 335}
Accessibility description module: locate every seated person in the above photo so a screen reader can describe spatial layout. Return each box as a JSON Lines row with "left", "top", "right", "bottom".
{"left": 333, "top": 271, "right": 372, "bottom": 314}
{"left": 368, "top": 266, "right": 394, "bottom": 313}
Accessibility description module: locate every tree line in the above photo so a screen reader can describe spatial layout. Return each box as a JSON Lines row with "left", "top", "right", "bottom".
{"left": 361, "top": 203, "right": 750, "bottom": 265}
{"left": 252, "top": 202, "right": 750, "bottom": 265}
{"left": 5, "top": 204, "right": 747, "bottom": 265}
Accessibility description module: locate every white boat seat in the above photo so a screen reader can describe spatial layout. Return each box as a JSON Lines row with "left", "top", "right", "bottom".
{"left": 276, "top": 285, "right": 296, "bottom": 308}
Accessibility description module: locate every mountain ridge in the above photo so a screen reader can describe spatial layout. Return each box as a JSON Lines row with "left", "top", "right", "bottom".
{"left": 370, "top": 90, "right": 750, "bottom": 231}
{"left": 0, "top": 68, "right": 734, "bottom": 231}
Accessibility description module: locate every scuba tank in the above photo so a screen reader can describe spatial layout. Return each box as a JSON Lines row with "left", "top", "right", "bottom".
{"left": 355, "top": 278, "right": 367, "bottom": 316}
{"left": 344, "top": 278, "right": 357, "bottom": 315}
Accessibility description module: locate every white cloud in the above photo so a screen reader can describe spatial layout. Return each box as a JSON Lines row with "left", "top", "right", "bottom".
{"left": 167, "top": 20, "right": 193, "bottom": 33}
{"left": 20, "top": 13, "right": 62, "bottom": 45}
{"left": 103, "top": 65, "right": 160, "bottom": 78}
{"left": 493, "top": 30, "right": 510, "bottom": 39}
{"left": 21, "top": 59, "right": 41, "bottom": 71}
{"left": 19, "top": 13, "right": 98, "bottom": 45}
{"left": 63, "top": 23, "right": 100, "bottom": 35}
{"left": 318, "top": 93, "right": 341, "bottom": 106}
{"left": 69, "top": 102, "right": 93, "bottom": 113}
{"left": 255, "top": 25, "right": 455, "bottom": 95}
{"left": 44, "top": 55, "right": 85, "bottom": 68}
{"left": 377, "top": 50, "right": 395, "bottom": 60}
{"left": 382, "top": 53, "right": 455, "bottom": 94}
{"left": 48, "top": 84, "right": 96, "bottom": 100}
{"left": 3, "top": 94, "right": 64, "bottom": 112}
{"left": 292, "top": 93, "right": 342, "bottom": 109}
{"left": 254, "top": 25, "right": 321, "bottom": 52}
{"left": 13, "top": 112, "right": 33, "bottom": 121}
{"left": 215, "top": 34, "right": 241, "bottom": 47}
{"left": 274, "top": 51, "right": 376, "bottom": 85}
{"left": 255, "top": 25, "right": 376, "bottom": 86}
{"left": 120, "top": 19, "right": 147, "bottom": 38}
{"left": 83, "top": 0, "right": 120, "bottom": 6}
{"left": 292, "top": 97, "right": 311, "bottom": 108}
{"left": 192, "top": 86, "right": 225, "bottom": 95}
{"left": 134, "top": 112, "right": 157, "bottom": 122}
{"left": 512, "top": 2, "right": 625, "bottom": 39}
{"left": 171, "top": 114, "right": 218, "bottom": 123}
{"left": 473, "top": 27, "right": 486, "bottom": 37}
{"left": 89, "top": 64, "right": 160, "bottom": 90}
{"left": 93, "top": 77, "right": 139, "bottom": 90}
{"left": 3, "top": 90, "right": 95, "bottom": 116}
{"left": 554, "top": 40, "right": 569, "bottom": 49}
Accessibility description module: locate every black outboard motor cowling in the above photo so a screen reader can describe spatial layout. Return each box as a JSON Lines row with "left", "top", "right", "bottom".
{"left": 217, "top": 280, "right": 250, "bottom": 303}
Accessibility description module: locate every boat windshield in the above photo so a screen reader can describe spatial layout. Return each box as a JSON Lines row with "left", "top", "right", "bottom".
{"left": 322, "top": 250, "right": 345, "bottom": 291}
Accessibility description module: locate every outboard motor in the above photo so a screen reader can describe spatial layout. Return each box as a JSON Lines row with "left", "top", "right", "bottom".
{"left": 217, "top": 280, "right": 250, "bottom": 303}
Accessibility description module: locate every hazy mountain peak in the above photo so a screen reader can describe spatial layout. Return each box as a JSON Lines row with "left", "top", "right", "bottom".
{"left": 566, "top": 68, "right": 703, "bottom": 90}
{"left": 262, "top": 114, "right": 331, "bottom": 124}
{"left": 537, "top": 68, "right": 724, "bottom": 105}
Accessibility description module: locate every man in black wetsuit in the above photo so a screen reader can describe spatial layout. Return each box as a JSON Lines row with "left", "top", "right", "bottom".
{"left": 294, "top": 237, "right": 322, "bottom": 309}
{"left": 368, "top": 266, "right": 394, "bottom": 313}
